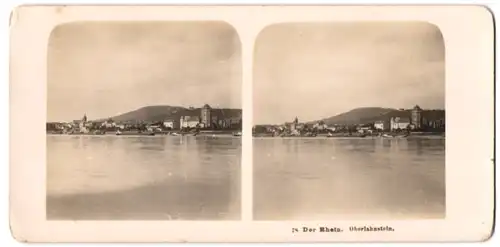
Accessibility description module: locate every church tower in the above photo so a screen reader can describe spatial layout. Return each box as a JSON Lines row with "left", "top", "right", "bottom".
{"left": 291, "top": 117, "right": 298, "bottom": 131}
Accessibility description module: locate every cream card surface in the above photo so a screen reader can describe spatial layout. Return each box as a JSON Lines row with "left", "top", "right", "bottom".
{"left": 9, "top": 5, "right": 494, "bottom": 243}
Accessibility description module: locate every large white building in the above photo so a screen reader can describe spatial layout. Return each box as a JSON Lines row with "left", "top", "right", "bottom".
{"left": 390, "top": 117, "right": 411, "bottom": 130}
{"left": 374, "top": 120, "right": 390, "bottom": 130}
{"left": 180, "top": 116, "right": 200, "bottom": 128}
{"left": 179, "top": 104, "right": 242, "bottom": 130}
{"left": 163, "top": 121, "right": 174, "bottom": 129}
{"left": 163, "top": 119, "right": 180, "bottom": 129}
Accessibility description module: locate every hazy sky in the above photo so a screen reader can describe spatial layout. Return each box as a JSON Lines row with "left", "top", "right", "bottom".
{"left": 48, "top": 21, "right": 241, "bottom": 122}
{"left": 253, "top": 22, "right": 445, "bottom": 125}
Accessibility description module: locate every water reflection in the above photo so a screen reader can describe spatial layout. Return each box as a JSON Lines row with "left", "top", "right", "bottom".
{"left": 253, "top": 137, "right": 445, "bottom": 220}
{"left": 47, "top": 135, "right": 241, "bottom": 220}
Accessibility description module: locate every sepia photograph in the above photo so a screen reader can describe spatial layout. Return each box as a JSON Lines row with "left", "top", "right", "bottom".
{"left": 253, "top": 22, "right": 446, "bottom": 220}
{"left": 9, "top": 5, "right": 493, "bottom": 243}
{"left": 46, "top": 21, "right": 242, "bottom": 220}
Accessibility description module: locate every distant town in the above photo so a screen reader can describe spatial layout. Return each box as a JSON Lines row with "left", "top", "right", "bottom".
{"left": 47, "top": 104, "right": 445, "bottom": 138}
{"left": 253, "top": 105, "right": 445, "bottom": 138}
{"left": 47, "top": 104, "right": 243, "bottom": 136}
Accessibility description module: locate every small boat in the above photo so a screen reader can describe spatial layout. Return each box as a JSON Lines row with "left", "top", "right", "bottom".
{"left": 232, "top": 132, "right": 242, "bottom": 137}
{"left": 382, "top": 134, "right": 393, "bottom": 138}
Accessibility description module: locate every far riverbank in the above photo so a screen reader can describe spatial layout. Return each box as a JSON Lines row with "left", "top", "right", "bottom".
{"left": 253, "top": 131, "right": 445, "bottom": 139}
{"left": 47, "top": 130, "right": 242, "bottom": 137}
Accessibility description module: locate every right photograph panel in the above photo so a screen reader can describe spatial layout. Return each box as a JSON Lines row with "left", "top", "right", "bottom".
{"left": 252, "top": 22, "right": 446, "bottom": 220}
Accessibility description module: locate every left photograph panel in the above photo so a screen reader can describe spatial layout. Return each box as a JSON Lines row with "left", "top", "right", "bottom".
{"left": 46, "top": 21, "right": 242, "bottom": 220}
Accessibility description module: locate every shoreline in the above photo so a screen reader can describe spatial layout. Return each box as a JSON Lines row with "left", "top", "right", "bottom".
{"left": 252, "top": 132, "right": 445, "bottom": 139}
{"left": 46, "top": 133, "right": 444, "bottom": 139}
{"left": 47, "top": 130, "right": 443, "bottom": 139}
{"left": 252, "top": 135, "right": 445, "bottom": 140}
{"left": 46, "top": 132, "right": 242, "bottom": 138}
{"left": 47, "top": 130, "right": 241, "bottom": 135}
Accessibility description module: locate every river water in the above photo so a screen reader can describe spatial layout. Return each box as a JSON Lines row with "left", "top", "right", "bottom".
{"left": 47, "top": 135, "right": 241, "bottom": 220}
{"left": 253, "top": 137, "right": 445, "bottom": 220}
{"left": 47, "top": 135, "right": 445, "bottom": 221}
